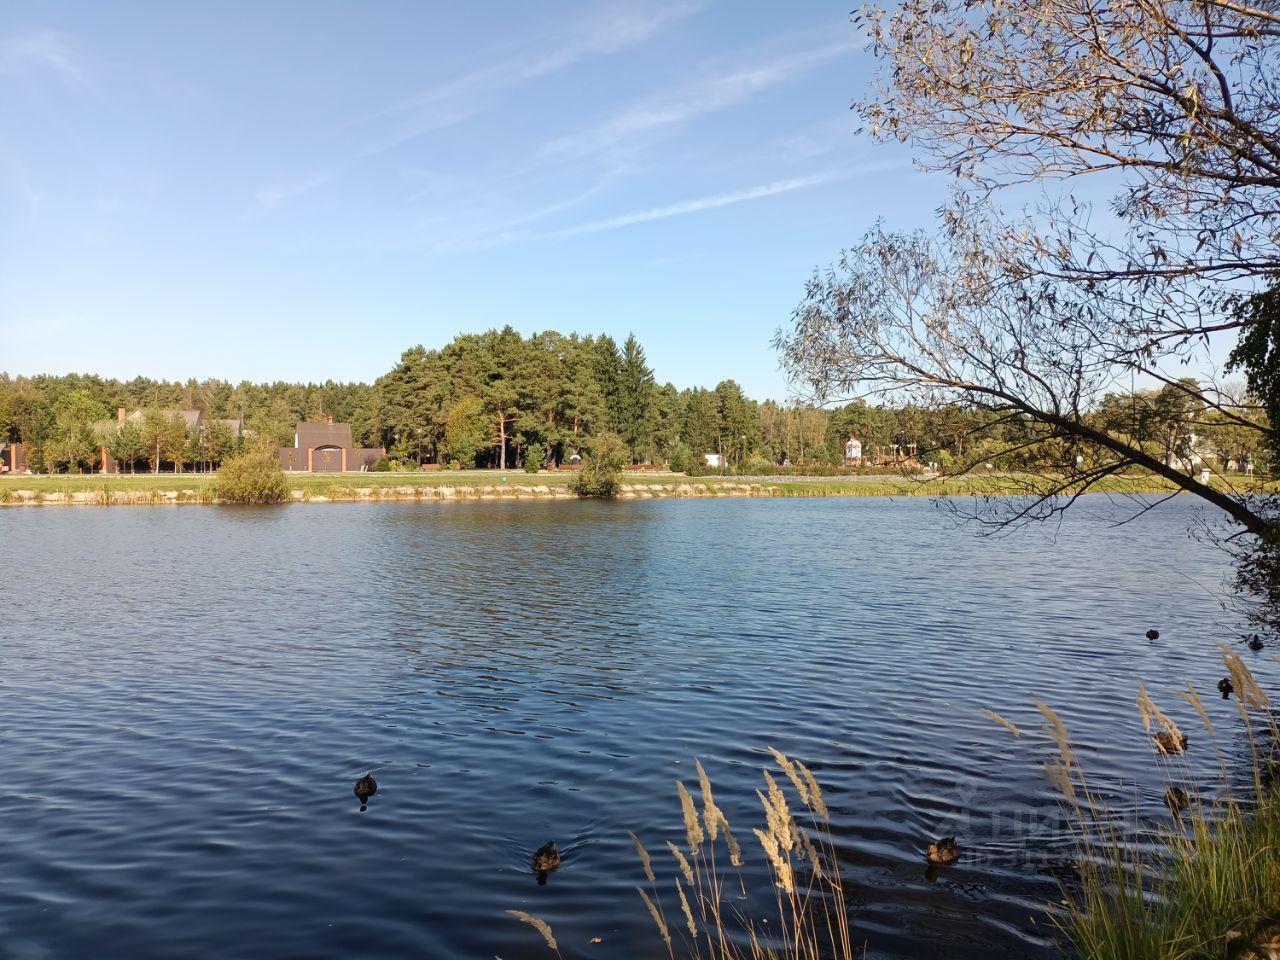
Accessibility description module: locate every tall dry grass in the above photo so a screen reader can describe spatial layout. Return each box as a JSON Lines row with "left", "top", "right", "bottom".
{"left": 989, "top": 649, "right": 1280, "bottom": 960}
{"left": 630, "top": 751, "right": 855, "bottom": 959}
{"left": 506, "top": 750, "right": 857, "bottom": 959}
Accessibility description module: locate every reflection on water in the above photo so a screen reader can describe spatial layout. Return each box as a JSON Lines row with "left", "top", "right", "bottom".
{"left": 0, "top": 497, "right": 1270, "bottom": 959}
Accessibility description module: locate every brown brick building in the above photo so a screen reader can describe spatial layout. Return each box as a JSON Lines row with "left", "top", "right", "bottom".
{"left": 279, "top": 421, "right": 384, "bottom": 472}
{"left": 1, "top": 441, "right": 29, "bottom": 474}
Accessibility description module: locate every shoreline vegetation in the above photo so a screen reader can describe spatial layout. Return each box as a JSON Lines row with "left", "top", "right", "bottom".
{"left": 1038, "top": 651, "right": 1280, "bottom": 960}
{"left": 0, "top": 469, "right": 1255, "bottom": 507}
{"left": 506, "top": 654, "right": 1280, "bottom": 960}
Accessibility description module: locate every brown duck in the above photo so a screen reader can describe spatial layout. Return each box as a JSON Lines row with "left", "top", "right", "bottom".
{"left": 1218, "top": 677, "right": 1234, "bottom": 699}
{"left": 1164, "top": 785, "right": 1190, "bottom": 817}
{"left": 532, "top": 841, "right": 561, "bottom": 886}
{"left": 1153, "top": 731, "right": 1188, "bottom": 755}
{"left": 926, "top": 836, "right": 960, "bottom": 865}
{"left": 354, "top": 772, "right": 378, "bottom": 808}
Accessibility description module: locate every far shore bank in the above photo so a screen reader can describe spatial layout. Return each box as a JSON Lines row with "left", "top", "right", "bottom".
{"left": 0, "top": 469, "right": 1238, "bottom": 507}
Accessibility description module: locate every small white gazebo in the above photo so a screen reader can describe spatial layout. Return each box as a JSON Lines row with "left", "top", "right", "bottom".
{"left": 844, "top": 434, "right": 863, "bottom": 465}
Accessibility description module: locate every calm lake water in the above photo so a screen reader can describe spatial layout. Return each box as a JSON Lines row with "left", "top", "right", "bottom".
{"left": 0, "top": 496, "right": 1270, "bottom": 959}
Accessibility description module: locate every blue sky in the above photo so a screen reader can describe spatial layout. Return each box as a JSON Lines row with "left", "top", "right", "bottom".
{"left": 0, "top": 1, "right": 955, "bottom": 400}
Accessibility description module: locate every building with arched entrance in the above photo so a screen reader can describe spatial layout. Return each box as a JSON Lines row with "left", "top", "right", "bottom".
{"left": 278, "top": 420, "right": 384, "bottom": 472}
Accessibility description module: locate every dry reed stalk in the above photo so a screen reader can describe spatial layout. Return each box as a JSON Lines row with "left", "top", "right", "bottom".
{"left": 1136, "top": 684, "right": 1185, "bottom": 744}
{"left": 984, "top": 708, "right": 1023, "bottom": 737}
{"left": 1221, "top": 647, "right": 1270, "bottom": 709}
{"left": 696, "top": 760, "right": 723, "bottom": 841}
{"left": 761, "top": 772, "right": 796, "bottom": 852}
{"left": 1180, "top": 682, "right": 1215, "bottom": 738}
{"left": 505, "top": 910, "right": 559, "bottom": 954}
{"left": 629, "top": 830, "right": 655, "bottom": 884}
{"left": 1036, "top": 700, "right": 1074, "bottom": 762}
{"left": 1045, "top": 759, "right": 1077, "bottom": 801}
{"left": 638, "top": 886, "right": 673, "bottom": 955}
{"left": 753, "top": 826, "right": 795, "bottom": 894}
{"left": 678, "top": 781, "right": 705, "bottom": 853}
{"left": 676, "top": 881, "right": 699, "bottom": 938}
{"left": 721, "top": 816, "right": 745, "bottom": 867}
{"left": 634, "top": 753, "right": 856, "bottom": 960}
{"left": 770, "top": 747, "right": 811, "bottom": 805}
{"left": 668, "top": 840, "right": 695, "bottom": 887}
{"left": 797, "top": 761, "right": 828, "bottom": 821}
{"left": 799, "top": 826, "right": 825, "bottom": 881}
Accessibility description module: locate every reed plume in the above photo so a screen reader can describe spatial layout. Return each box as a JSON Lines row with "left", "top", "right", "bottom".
{"left": 983, "top": 707, "right": 1023, "bottom": 738}
{"left": 676, "top": 881, "right": 699, "bottom": 937}
{"left": 668, "top": 840, "right": 695, "bottom": 887}
{"left": 630, "top": 830, "right": 655, "bottom": 884}
{"left": 505, "top": 911, "right": 560, "bottom": 955}
{"left": 628, "top": 749, "right": 855, "bottom": 958}
{"left": 696, "top": 760, "right": 723, "bottom": 841}
{"left": 678, "top": 781, "right": 705, "bottom": 853}
{"left": 638, "top": 887, "right": 672, "bottom": 955}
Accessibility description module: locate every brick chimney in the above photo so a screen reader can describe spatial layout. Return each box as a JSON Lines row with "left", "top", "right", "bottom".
{"left": 117, "top": 407, "right": 126, "bottom": 423}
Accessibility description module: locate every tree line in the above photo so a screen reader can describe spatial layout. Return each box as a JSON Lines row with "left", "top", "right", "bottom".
{"left": 0, "top": 327, "right": 1268, "bottom": 477}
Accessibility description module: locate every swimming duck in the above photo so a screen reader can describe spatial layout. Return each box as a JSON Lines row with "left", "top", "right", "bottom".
{"left": 1247, "top": 634, "right": 1265, "bottom": 651}
{"left": 1164, "top": 785, "right": 1190, "bottom": 816}
{"left": 1153, "top": 731, "right": 1188, "bottom": 755}
{"left": 1218, "top": 677, "right": 1234, "bottom": 699}
{"left": 532, "top": 841, "right": 561, "bottom": 885}
{"left": 1146, "top": 629, "right": 1160, "bottom": 641}
{"left": 926, "top": 836, "right": 960, "bottom": 865}
{"left": 354, "top": 772, "right": 378, "bottom": 808}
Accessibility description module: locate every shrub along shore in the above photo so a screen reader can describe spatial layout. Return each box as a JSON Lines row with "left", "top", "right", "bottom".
{"left": 0, "top": 469, "right": 1249, "bottom": 506}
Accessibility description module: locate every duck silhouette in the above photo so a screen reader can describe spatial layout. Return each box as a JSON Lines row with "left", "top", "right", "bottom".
{"left": 1247, "top": 634, "right": 1265, "bottom": 652}
{"left": 925, "top": 836, "right": 960, "bottom": 865}
{"left": 1146, "top": 629, "right": 1160, "bottom": 641}
{"left": 1164, "top": 785, "right": 1190, "bottom": 817}
{"left": 1153, "top": 731, "right": 1188, "bottom": 755}
{"left": 1218, "top": 677, "right": 1234, "bottom": 699}
{"left": 531, "top": 841, "right": 561, "bottom": 886}
{"left": 354, "top": 772, "right": 378, "bottom": 810}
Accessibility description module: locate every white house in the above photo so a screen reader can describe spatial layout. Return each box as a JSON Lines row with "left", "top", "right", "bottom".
{"left": 844, "top": 434, "right": 863, "bottom": 466}
{"left": 704, "top": 453, "right": 725, "bottom": 468}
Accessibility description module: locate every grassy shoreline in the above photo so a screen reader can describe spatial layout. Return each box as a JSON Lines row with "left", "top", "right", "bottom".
{"left": 0, "top": 469, "right": 1250, "bottom": 506}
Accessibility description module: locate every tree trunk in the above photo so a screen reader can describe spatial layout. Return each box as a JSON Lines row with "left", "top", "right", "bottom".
{"left": 1030, "top": 403, "right": 1274, "bottom": 537}
{"left": 498, "top": 412, "right": 507, "bottom": 470}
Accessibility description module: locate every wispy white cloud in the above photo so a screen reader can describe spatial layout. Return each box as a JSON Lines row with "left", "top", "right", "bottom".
{"left": 0, "top": 31, "right": 95, "bottom": 93}
{"left": 539, "top": 172, "right": 839, "bottom": 239}
{"left": 364, "top": 1, "right": 702, "bottom": 133}
{"left": 426, "top": 165, "right": 631, "bottom": 250}
{"left": 256, "top": 1, "right": 703, "bottom": 208}
{"left": 433, "top": 160, "right": 907, "bottom": 251}
{"left": 538, "top": 37, "right": 855, "bottom": 161}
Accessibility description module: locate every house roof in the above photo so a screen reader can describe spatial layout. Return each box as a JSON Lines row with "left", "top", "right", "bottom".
{"left": 96, "top": 408, "right": 203, "bottom": 435}
{"left": 120, "top": 408, "right": 201, "bottom": 428}
{"left": 295, "top": 422, "right": 353, "bottom": 449}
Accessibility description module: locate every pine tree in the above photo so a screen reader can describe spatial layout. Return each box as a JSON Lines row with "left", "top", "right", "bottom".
{"left": 618, "top": 333, "right": 657, "bottom": 462}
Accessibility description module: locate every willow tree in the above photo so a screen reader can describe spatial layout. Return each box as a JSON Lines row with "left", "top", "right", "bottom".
{"left": 817, "top": 0, "right": 1280, "bottom": 619}
{"left": 856, "top": 0, "right": 1280, "bottom": 287}
{"left": 777, "top": 220, "right": 1276, "bottom": 536}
